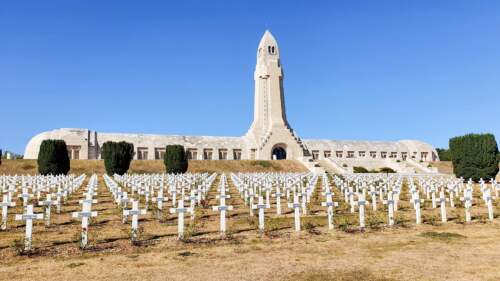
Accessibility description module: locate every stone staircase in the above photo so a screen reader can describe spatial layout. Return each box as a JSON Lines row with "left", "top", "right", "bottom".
{"left": 297, "top": 156, "right": 324, "bottom": 174}
{"left": 313, "top": 157, "right": 439, "bottom": 175}
{"left": 318, "top": 158, "right": 349, "bottom": 174}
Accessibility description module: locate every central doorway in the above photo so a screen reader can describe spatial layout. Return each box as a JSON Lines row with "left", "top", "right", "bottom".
{"left": 271, "top": 145, "right": 287, "bottom": 160}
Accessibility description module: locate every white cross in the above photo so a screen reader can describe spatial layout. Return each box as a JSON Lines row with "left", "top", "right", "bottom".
{"left": 431, "top": 186, "right": 437, "bottom": 208}
{"left": 383, "top": 192, "right": 395, "bottom": 226}
{"left": 460, "top": 189, "right": 473, "bottom": 223}
{"left": 212, "top": 200, "right": 233, "bottom": 236}
{"left": 170, "top": 199, "right": 192, "bottom": 239}
{"left": 369, "top": 186, "right": 378, "bottom": 211}
{"left": 124, "top": 200, "right": 147, "bottom": 242}
{"left": 152, "top": 189, "right": 168, "bottom": 220}
{"left": 288, "top": 194, "right": 302, "bottom": 232}
{"left": 72, "top": 201, "right": 98, "bottom": 248}
{"left": 321, "top": 190, "right": 338, "bottom": 230}
{"left": 485, "top": 189, "right": 494, "bottom": 221}
{"left": 18, "top": 188, "right": 32, "bottom": 206}
{"left": 272, "top": 186, "right": 283, "bottom": 215}
{"left": 355, "top": 193, "right": 368, "bottom": 229}
{"left": 118, "top": 192, "right": 130, "bottom": 223}
{"left": 437, "top": 190, "right": 449, "bottom": 223}
{"left": 411, "top": 192, "right": 424, "bottom": 225}
{"left": 188, "top": 189, "right": 198, "bottom": 219}
{"left": 15, "top": 205, "right": 43, "bottom": 252}
{"left": 0, "top": 194, "right": 16, "bottom": 230}
{"left": 38, "top": 194, "right": 59, "bottom": 227}
{"left": 252, "top": 196, "right": 268, "bottom": 232}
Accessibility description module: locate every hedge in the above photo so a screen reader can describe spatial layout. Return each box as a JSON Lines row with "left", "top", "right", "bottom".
{"left": 164, "top": 145, "right": 188, "bottom": 174}
{"left": 37, "top": 139, "right": 70, "bottom": 175}
{"left": 449, "top": 133, "right": 499, "bottom": 182}
{"left": 101, "top": 141, "right": 134, "bottom": 175}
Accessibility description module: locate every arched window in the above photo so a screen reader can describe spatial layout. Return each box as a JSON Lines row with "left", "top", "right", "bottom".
{"left": 271, "top": 46, "right": 275, "bottom": 54}
{"left": 268, "top": 46, "right": 271, "bottom": 53}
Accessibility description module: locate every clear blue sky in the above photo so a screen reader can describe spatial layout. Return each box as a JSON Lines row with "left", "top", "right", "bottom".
{"left": 1, "top": 1, "right": 499, "bottom": 154}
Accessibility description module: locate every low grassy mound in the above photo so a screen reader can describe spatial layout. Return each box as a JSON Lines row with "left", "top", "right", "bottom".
{"left": 0, "top": 159, "right": 307, "bottom": 175}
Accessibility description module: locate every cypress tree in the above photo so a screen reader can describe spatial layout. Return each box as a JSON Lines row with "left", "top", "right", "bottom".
{"left": 164, "top": 145, "right": 188, "bottom": 174}
{"left": 449, "top": 133, "right": 499, "bottom": 182}
{"left": 436, "top": 148, "right": 452, "bottom": 161}
{"left": 37, "top": 139, "right": 70, "bottom": 175}
{"left": 101, "top": 141, "right": 134, "bottom": 175}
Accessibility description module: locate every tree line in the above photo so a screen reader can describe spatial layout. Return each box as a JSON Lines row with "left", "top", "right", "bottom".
{"left": 437, "top": 133, "right": 499, "bottom": 181}
{"left": 37, "top": 140, "right": 188, "bottom": 175}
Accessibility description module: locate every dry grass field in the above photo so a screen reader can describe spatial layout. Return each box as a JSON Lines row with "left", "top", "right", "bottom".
{"left": 1, "top": 167, "right": 500, "bottom": 281}
{"left": 0, "top": 159, "right": 308, "bottom": 175}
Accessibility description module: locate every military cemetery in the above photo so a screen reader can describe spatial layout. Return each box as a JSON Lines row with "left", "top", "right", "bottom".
{"left": 2, "top": 2, "right": 500, "bottom": 281}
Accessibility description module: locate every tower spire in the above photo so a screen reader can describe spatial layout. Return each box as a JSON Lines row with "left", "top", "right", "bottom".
{"left": 245, "top": 31, "right": 304, "bottom": 160}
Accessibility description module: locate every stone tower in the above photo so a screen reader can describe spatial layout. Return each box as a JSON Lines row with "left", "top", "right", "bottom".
{"left": 245, "top": 30, "right": 306, "bottom": 160}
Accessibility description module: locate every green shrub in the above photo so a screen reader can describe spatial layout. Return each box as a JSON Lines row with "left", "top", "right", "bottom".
{"left": 379, "top": 167, "right": 396, "bottom": 173}
{"left": 353, "top": 166, "right": 369, "bottom": 173}
{"left": 436, "top": 148, "right": 452, "bottom": 161}
{"left": 101, "top": 141, "right": 134, "bottom": 175}
{"left": 37, "top": 139, "right": 70, "bottom": 175}
{"left": 449, "top": 133, "right": 499, "bottom": 182}
{"left": 164, "top": 145, "right": 188, "bottom": 174}
{"left": 251, "top": 160, "right": 272, "bottom": 168}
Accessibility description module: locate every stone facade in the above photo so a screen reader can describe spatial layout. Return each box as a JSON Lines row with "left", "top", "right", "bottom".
{"left": 24, "top": 31, "right": 439, "bottom": 164}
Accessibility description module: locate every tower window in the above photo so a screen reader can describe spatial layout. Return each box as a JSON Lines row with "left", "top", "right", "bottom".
{"left": 268, "top": 46, "right": 271, "bottom": 53}
{"left": 272, "top": 46, "right": 275, "bottom": 54}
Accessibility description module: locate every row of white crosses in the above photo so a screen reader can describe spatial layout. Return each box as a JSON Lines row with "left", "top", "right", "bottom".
{"left": 231, "top": 172, "right": 318, "bottom": 233}
{"left": 104, "top": 174, "right": 147, "bottom": 242}
{"left": 340, "top": 173, "right": 500, "bottom": 227}
{"left": 0, "top": 174, "right": 86, "bottom": 230}
{"left": 8, "top": 174, "right": 86, "bottom": 252}
{"left": 212, "top": 174, "right": 233, "bottom": 236}
{"left": 72, "top": 174, "right": 99, "bottom": 248}
{"left": 106, "top": 173, "right": 217, "bottom": 241}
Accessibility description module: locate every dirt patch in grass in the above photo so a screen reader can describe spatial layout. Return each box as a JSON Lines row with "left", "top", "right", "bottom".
{"left": 282, "top": 268, "right": 395, "bottom": 281}
{"left": 418, "top": 231, "right": 466, "bottom": 241}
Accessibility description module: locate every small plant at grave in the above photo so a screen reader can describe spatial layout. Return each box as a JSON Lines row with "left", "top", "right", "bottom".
{"left": 302, "top": 220, "right": 321, "bottom": 235}
{"left": 131, "top": 226, "right": 145, "bottom": 246}
{"left": 246, "top": 216, "right": 258, "bottom": 230}
{"left": 396, "top": 160, "right": 401, "bottom": 163}
{"left": 164, "top": 145, "right": 188, "bottom": 174}
{"left": 423, "top": 214, "right": 440, "bottom": 226}
{"left": 10, "top": 238, "right": 26, "bottom": 256}
{"left": 474, "top": 214, "right": 489, "bottom": 224}
{"left": 394, "top": 213, "right": 409, "bottom": 227}
{"left": 184, "top": 219, "right": 200, "bottom": 240}
{"left": 342, "top": 163, "right": 348, "bottom": 168}
{"left": 264, "top": 218, "right": 284, "bottom": 237}
{"left": 454, "top": 210, "right": 466, "bottom": 224}
{"left": 366, "top": 212, "right": 385, "bottom": 229}
{"left": 200, "top": 199, "right": 210, "bottom": 209}
{"left": 335, "top": 216, "right": 356, "bottom": 233}
{"left": 37, "top": 139, "right": 70, "bottom": 175}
